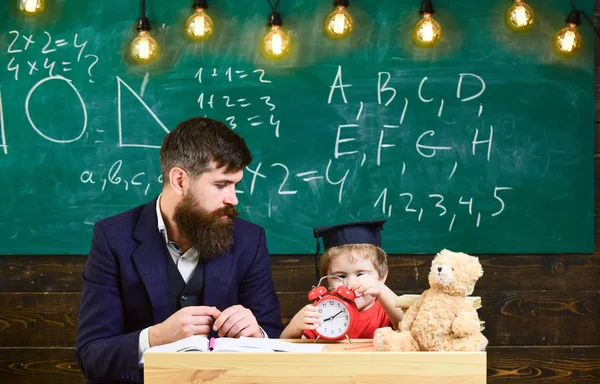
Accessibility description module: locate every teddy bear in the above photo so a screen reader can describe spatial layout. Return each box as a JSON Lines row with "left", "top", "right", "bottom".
{"left": 373, "top": 249, "right": 488, "bottom": 352}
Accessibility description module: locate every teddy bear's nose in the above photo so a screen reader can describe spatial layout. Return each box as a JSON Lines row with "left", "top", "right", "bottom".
{"left": 437, "top": 266, "right": 443, "bottom": 272}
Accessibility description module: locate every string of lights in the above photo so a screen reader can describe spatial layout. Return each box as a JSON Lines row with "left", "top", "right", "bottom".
{"left": 16, "top": 0, "right": 600, "bottom": 63}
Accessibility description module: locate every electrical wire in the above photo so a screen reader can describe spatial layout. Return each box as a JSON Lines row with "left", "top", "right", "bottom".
{"left": 579, "top": 11, "right": 600, "bottom": 40}
{"left": 266, "top": 0, "right": 280, "bottom": 12}
{"left": 569, "top": 0, "right": 600, "bottom": 41}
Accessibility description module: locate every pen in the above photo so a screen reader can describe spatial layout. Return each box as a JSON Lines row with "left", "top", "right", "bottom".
{"left": 344, "top": 343, "right": 374, "bottom": 350}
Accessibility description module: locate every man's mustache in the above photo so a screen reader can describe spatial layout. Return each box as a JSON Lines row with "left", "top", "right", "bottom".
{"left": 211, "top": 205, "right": 239, "bottom": 219}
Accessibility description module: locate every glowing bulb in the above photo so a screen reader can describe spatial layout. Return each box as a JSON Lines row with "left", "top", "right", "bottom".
{"left": 506, "top": 0, "right": 534, "bottom": 31}
{"left": 325, "top": 6, "right": 353, "bottom": 39}
{"left": 19, "top": 0, "right": 44, "bottom": 14}
{"left": 554, "top": 24, "right": 581, "bottom": 57}
{"left": 130, "top": 31, "right": 159, "bottom": 63}
{"left": 186, "top": 8, "right": 214, "bottom": 40}
{"left": 263, "top": 26, "right": 290, "bottom": 59}
{"left": 413, "top": 14, "right": 442, "bottom": 47}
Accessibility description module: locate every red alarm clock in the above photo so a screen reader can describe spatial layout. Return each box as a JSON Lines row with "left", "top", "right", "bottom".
{"left": 307, "top": 276, "right": 359, "bottom": 341}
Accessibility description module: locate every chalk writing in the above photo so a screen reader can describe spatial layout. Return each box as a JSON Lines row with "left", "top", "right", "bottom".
{"left": 80, "top": 160, "right": 162, "bottom": 196}
{"left": 2, "top": 56, "right": 518, "bottom": 244}
{"left": 5, "top": 31, "right": 99, "bottom": 83}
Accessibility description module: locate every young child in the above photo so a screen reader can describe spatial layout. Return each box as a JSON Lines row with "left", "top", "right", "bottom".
{"left": 281, "top": 220, "right": 403, "bottom": 339}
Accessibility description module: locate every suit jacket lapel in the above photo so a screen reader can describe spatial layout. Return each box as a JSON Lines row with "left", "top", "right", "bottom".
{"left": 132, "top": 199, "right": 170, "bottom": 323}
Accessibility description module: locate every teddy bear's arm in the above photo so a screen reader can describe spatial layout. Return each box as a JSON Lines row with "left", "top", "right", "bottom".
{"left": 399, "top": 290, "right": 428, "bottom": 331}
{"left": 451, "top": 306, "right": 481, "bottom": 337}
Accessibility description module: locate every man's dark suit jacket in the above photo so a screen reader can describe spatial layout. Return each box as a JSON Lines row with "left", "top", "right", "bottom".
{"left": 75, "top": 199, "right": 283, "bottom": 383}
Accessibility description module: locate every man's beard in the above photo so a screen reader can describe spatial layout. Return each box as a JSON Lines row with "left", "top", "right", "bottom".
{"left": 172, "top": 192, "right": 238, "bottom": 261}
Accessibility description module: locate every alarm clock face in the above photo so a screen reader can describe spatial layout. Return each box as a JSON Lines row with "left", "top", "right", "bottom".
{"left": 315, "top": 297, "right": 352, "bottom": 339}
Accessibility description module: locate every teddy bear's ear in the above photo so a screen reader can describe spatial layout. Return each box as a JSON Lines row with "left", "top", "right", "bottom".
{"left": 435, "top": 249, "right": 450, "bottom": 261}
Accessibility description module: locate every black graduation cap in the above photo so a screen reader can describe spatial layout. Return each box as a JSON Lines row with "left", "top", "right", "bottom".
{"left": 313, "top": 219, "right": 386, "bottom": 281}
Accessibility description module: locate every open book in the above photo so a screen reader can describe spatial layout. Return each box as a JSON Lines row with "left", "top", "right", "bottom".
{"left": 143, "top": 335, "right": 324, "bottom": 356}
{"left": 144, "top": 335, "right": 273, "bottom": 354}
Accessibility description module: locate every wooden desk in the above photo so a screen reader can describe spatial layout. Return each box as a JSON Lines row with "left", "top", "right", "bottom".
{"left": 144, "top": 339, "right": 486, "bottom": 383}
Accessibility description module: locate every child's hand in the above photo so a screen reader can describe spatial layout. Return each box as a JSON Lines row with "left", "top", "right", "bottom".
{"left": 287, "top": 304, "right": 322, "bottom": 334}
{"left": 347, "top": 274, "right": 385, "bottom": 299}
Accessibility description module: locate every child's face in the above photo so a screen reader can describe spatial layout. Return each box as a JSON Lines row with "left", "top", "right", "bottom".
{"left": 326, "top": 251, "right": 381, "bottom": 311}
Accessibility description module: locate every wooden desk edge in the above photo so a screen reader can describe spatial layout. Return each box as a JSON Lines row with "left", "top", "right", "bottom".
{"left": 144, "top": 341, "right": 487, "bottom": 384}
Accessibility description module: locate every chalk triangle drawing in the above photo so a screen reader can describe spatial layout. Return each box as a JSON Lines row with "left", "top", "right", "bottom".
{"left": 117, "top": 76, "right": 169, "bottom": 149}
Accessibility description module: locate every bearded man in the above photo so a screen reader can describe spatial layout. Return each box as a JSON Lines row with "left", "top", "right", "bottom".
{"left": 76, "top": 117, "right": 283, "bottom": 383}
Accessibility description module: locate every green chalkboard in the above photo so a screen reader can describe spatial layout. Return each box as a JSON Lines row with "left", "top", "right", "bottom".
{"left": 0, "top": 0, "right": 594, "bottom": 254}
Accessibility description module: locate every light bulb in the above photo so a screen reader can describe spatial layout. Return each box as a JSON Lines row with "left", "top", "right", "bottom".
{"left": 325, "top": 6, "right": 353, "bottom": 39}
{"left": 131, "top": 31, "right": 159, "bottom": 63}
{"left": 264, "top": 26, "right": 290, "bottom": 59}
{"left": 554, "top": 24, "right": 582, "bottom": 56}
{"left": 186, "top": 8, "right": 214, "bottom": 40}
{"left": 413, "top": 14, "right": 442, "bottom": 47}
{"left": 19, "top": 0, "right": 44, "bottom": 14}
{"left": 506, "top": 0, "right": 535, "bottom": 31}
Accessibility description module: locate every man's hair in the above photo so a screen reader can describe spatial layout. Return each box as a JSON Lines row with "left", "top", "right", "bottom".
{"left": 160, "top": 117, "right": 252, "bottom": 181}
{"left": 319, "top": 244, "right": 389, "bottom": 279}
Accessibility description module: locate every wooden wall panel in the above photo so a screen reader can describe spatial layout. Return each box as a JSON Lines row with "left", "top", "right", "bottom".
{"left": 3, "top": 253, "right": 600, "bottom": 293}
{"left": 487, "top": 346, "right": 600, "bottom": 382}
{"left": 0, "top": 293, "right": 79, "bottom": 347}
{"left": 0, "top": 256, "right": 84, "bottom": 293}
{"left": 0, "top": 348, "right": 83, "bottom": 384}
{"left": 270, "top": 254, "right": 600, "bottom": 292}
{"left": 1, "top": 290, "right": 598, "bottom": 348}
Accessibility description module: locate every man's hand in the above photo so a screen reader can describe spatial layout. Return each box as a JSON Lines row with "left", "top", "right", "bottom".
{"left": 149, "top": 306, "right": 221, "bottom": 347}
{"left": 347, "top": 274, "right": 385, "bottom": 298}
{"left": 212, "top": 305, "right": 263, "bottom": 338}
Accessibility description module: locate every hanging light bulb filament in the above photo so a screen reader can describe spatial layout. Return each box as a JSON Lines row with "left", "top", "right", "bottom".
{"left": 553, "top": 10, "right": 582, "bottom": 57}
{"left": 560, "top": 30, "right": 576, "bottom": 50}
{"left": 137, "top": 32, "right": 151, "bottom": 59}
{"left": 513, "top": 6, "right": 527, "bottom": 26}
{"left": 412, "top": 1, "right": 442, "bottom": 47}
{"left": 19, "top": 0, "right": 44, "bottom": 14}
{"left": 186, "top": 0, "right": 214, "bottom": 40}
{"left": 130, "top": 0, "right": 159, "bottom": 63}
{"left": 263, "top": 9, "right": 290, "bottom": 59}
{"left": 556, "top": 26, "right": 579, "bottom": 53}
{"left": 419, "top": 16, "right": 435, "bottom": 42}
{"left": 325, "top": 0, "right": 353, "bottom": 39}
{"left": 270, "top": 28, "right": 284, "bottom": 55}
{"left": 332, "top": 12, "right": 346, "bottom": 34}
{"left": 506, "top": 0, "right": 535, "bottom": 31}
{"left": 194, "top": 14, "right": 206, "bottom": 36}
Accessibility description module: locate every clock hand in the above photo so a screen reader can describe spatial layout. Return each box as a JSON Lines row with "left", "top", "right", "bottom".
{"left": 330, "top": 310, "right": 343, "bottom": 320}
{"left": 323, "top": 311, "right": 343, "bottom": 322}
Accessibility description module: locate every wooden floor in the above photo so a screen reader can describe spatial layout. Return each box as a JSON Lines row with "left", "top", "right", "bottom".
{"left": 1, "top": 7, "right": 599, "bottom": 384}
